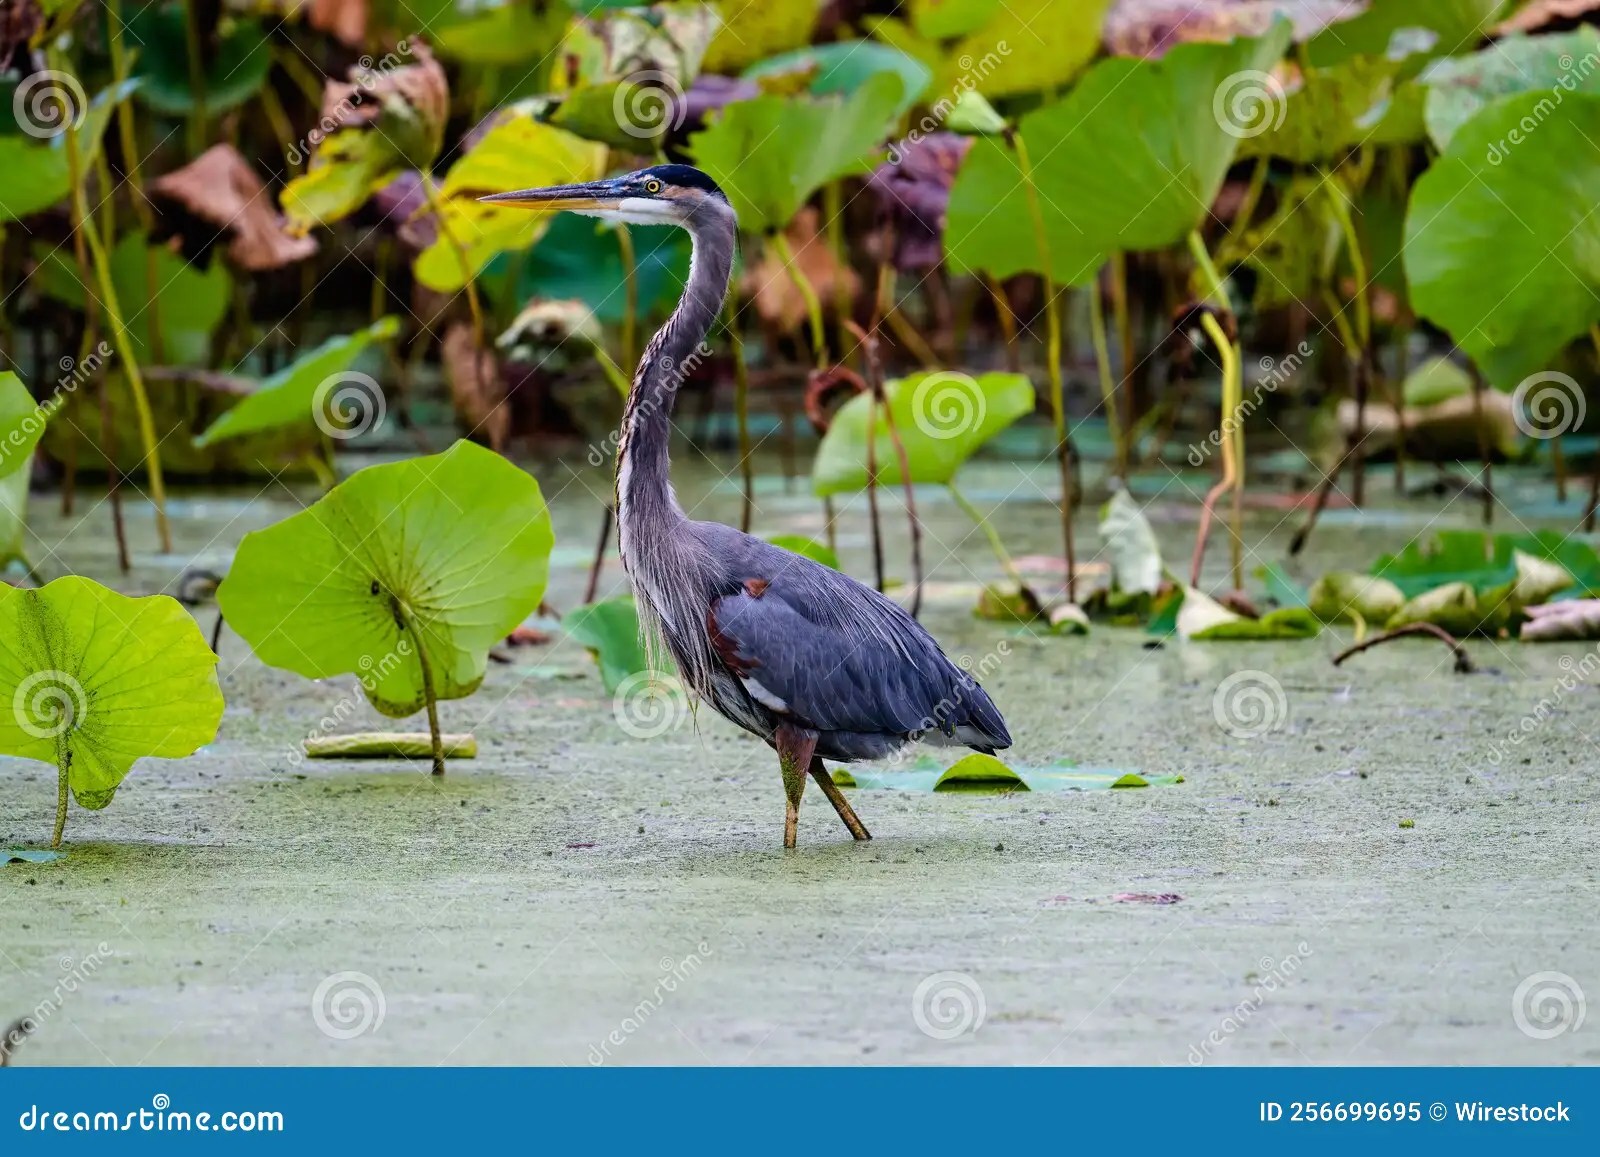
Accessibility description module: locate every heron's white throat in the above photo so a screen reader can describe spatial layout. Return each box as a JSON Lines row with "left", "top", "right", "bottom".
{"left": 584, "top": 197, "right": 686, "bottom": 226}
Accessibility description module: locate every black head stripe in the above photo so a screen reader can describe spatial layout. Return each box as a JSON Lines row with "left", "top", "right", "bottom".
{"left": 636, "top": 164, "right": 728, "bottom": 202}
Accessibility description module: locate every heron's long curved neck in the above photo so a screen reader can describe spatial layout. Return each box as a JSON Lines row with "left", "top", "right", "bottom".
{"left": 615, "top": 212, "right": 734, "bottom": 547}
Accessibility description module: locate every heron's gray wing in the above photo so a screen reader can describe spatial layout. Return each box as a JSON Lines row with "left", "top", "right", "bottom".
{"left": 703, "top": 534, "right": 1009, "bottom": 745}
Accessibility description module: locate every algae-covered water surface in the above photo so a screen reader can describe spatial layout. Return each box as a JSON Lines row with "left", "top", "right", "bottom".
{"left": 4, "top": 458, "right": 1595, "bottom": 1066}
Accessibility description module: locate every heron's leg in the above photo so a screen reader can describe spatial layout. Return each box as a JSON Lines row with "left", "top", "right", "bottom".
{"left": 774, "top": 723, "right": 817, "bottom": 849}
{"left": 809, "top": 757, "right": 871, "bottom": 841}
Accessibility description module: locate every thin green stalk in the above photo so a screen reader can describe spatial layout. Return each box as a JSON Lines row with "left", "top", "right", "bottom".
{"left": 399, "top": 611, "right": 446, "bottom": 777}
{"left": 1187, "top": 230, "right": 1244, "bottom": 590}
{"left": 67, "top": 118, "right": 171, "bottom": 552}
{"left": 1190, "top": 312, "right": 1244, "bottom": 590}
{"left": 1013, "top": 129, "right": 1075, "bottom": 600}
{"left": 1109, "top": 252, "right": 1134, "bottom": 475}
{"left": 420, "top": 173, "right": 486, "bottom": 354}
{"left": 1323, "top": 178, "right": 1372, "bottom": 505}
{"left": 770, "top": 230, "right": 828, "bottom": 368}
{"left": 948, "top": 482, "right": 1027, "bottom": 591}
{"left": 1089, "top": 265, "right": 1124, "bottom": 480}
{"left": 52, "top": 742, "right": 70, "bottom": 849}
{"left": 182, "top": 0, "right": 209, "bottom": 156}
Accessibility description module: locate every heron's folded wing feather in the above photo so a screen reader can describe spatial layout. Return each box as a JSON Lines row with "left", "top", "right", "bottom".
{"left": 708, "top": 572, "right": 996, "bottom": 739}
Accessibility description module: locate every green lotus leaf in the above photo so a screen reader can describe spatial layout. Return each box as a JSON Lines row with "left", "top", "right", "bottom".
{"left": 35, "top": 231, "right": 231, "bottom": 365}
{"left": 132, "top": 12, "right": 270, "bottom": 115}
{"left": 562, "top": 596, "right": 670, "bottom": 695}
{"left": 489, "top": 212, "right": 690, "bottom": 324}
{"left": 1, "top": 453, "right": 32, "bottom": 574}
{"left": 217, "top": 441, "right": 554, "bottom": 719}
{"left": 414, "top": 116, "right": 609, "bottom": 292}
{"left": 743, "top": 40, "right": 931, "bottom": 116}
{"left": 0, "top": 372, "right": 48, "bottom": 480}
{"left": 1239, "top": 54, "right": 1422, "bottom": 163}
{"left": 1404, "top": 91, "right": 1600, "bottom": 388}
{"left": 762, "top": 535, "right": 841, "bottom": 570}
{"left": 0, "top": 81, "right": 137, "bottom": 223}
{"left": 812, "top": 370, "right": 1035, "bottom": 497}
{"left": 194, "top": 318, "right": 401, "bottom": 447}
{"left": 1306, "top": 0, "right": 1508, "bottom": 70}
{"left": 0, "top": 577, "right": 223, "bottom": 846}
{"left": 1371, "top": 530, "right": 1520, "bottom": 597}
{"left": 430, "top": 0, "right": 571, "bottom": 66}
{"left": 702, "top": 0, "right": 820, "bottom": 73}
{"left": 946, "top": 22, "right": 1293, "bottom": 284}
{"left": 280, "top": 127, "right": 404, "bottom": 232}
{"left": 1421, "top": 27, "right": 1600, "bottom": 150}
{"left": 688, "top": 72, "right": 904, "bottom": 234}
{"left": 1402, "top": 356, "right": 1474, "bottom": 407}
{"left": 873, "top": 0, "right": 1109, "bottom": 101}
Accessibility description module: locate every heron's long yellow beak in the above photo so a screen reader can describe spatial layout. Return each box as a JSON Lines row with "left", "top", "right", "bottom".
{"left": 477, "top": 179, "right": 626, "bottom": 212}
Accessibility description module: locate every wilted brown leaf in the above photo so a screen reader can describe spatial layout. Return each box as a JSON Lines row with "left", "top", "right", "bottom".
{"left": 319, "top": 38, "right": 449, "bottom": 167}
{"left": 442, "top": 322, "right": 508, "bottom": 451}
{"left": 1497, "top": 0, "right": 1600, "bottom": 34}
{"left": 743, "top": 207, "right": 861, "bottom": 333}
{"left": 1105, "top": 0, "right": 1367, "bottom": 57}
{"left": 308, "top": 0, "right": 367, "bottom": 46}
{"left": 150, "top": 144, "right": 318, "bottom": 270}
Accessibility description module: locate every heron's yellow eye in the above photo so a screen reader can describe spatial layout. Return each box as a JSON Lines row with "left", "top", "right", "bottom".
{"left": 644, "top": 179, "right": 663, "bottom": 194}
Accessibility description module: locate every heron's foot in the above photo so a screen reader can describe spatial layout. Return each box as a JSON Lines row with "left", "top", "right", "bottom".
{"left": 775, "top": 722, "right": 817, "bottom": 851}
{"left": 810, "top": 757, "right": 871, "bottom": 841}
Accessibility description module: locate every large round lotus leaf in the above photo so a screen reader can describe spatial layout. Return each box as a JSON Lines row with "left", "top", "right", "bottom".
{"left": 1405, "top": 91, "right": 1600, "bottom": 389}
{"left": 217, "top": 441, "right": 554, "bottom": 718}
{"left": 689, "top": 73, "right": 904, "bottom": 234}
{"left": 0, "top": 577, "right": 222, "bottom": 809}
{"left": 812, "top": 371, "right": 1035, "bottom": 497}
{"left": 945, "top": 22, "right": 1292, "bottom": 285}
{"left": 1421, "top": 27, "right": 1600, "bottom": 150}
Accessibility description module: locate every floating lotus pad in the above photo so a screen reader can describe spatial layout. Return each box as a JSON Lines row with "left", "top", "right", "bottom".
{"left": 831, "top": 753, "right": 1182, "bottom": 793}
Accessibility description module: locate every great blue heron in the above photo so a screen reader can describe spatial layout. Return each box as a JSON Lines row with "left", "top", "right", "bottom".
{"left": 482, "top": 164, "right": 1010, "bottom": 847}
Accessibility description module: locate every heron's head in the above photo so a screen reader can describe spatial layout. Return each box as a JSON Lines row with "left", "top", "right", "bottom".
{"left": 479, "top": 163, "right": 730, "bottom": 228}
